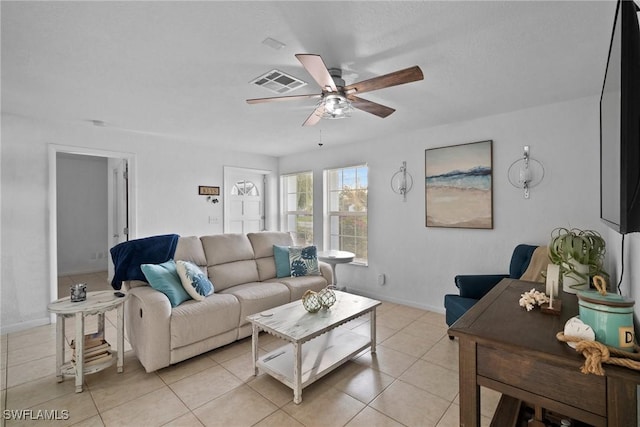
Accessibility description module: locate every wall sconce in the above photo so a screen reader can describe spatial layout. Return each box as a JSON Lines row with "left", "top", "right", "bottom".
{"left": 390, "top": 161, "right": 414, "bottom": 202}
{"left": 507, "top": 146, "right": 545, "bottom": 199}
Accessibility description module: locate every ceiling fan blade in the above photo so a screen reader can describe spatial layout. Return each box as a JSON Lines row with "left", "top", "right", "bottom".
{"left": 344, "top": 66, "right": 423, "bottom": 95}
{"left": 302, "top": 106, "right": 323, "bottom": 127}
{"left": 295, "top": 54, "right": 338, "bottom": 92}
{"left": 246, "top": 94, "right": 321, "bottom": 104}
{"left": 347, "top": 95, "right": 395, "bottom": 118}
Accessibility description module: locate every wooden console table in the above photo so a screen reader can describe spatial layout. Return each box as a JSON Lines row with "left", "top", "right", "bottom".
{"left": 448, "top": 278, "right": 640, "bottom": 427}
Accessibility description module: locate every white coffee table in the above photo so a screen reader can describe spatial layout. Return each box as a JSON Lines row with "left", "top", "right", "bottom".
{"left": 247, "top": 290, "right": 381, "bottom": 404}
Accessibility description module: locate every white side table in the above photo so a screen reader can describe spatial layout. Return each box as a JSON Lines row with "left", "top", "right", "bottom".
{"left": 316, "top": 250, "right": 355, "bottom": 290}
{"left": 47, "top": 290, "right": 127, "bottom": 392}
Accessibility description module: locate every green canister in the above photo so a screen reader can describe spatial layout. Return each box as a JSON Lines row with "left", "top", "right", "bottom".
{"left": 577, "top": 288, "right": 635, "bottom": 352}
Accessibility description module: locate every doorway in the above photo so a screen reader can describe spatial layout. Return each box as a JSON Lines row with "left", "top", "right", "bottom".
{"left": 48, "top": 145, "right": 136, "bottom": 311}
{"left": 223, "top": 167, "right": 268, "bottom": 233}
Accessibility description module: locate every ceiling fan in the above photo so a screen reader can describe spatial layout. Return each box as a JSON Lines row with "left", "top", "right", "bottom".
{"left": 246, "top": 54, "right": 424, "bottom": 126}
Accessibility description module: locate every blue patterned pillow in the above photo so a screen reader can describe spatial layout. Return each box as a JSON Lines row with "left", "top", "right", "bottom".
{"left": 176, "top": 260, "right": 214, "bottom": 301}
{"left": 273, "top": 245, "right": 291, "bottom": 278}
{"left": 141, "top": 260, "right": 191, "bottom": 307}
{"left": 289, "top": 246, "right": 320, "bottom": 277}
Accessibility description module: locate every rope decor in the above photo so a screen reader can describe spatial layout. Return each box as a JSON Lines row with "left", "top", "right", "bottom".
{"left": 556, "top": 332, "right": 640, "bottom": 375}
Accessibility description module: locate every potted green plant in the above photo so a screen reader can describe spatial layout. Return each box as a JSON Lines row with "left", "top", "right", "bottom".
{"left": 548, "top": 227, "right": 609, "bottom": 294}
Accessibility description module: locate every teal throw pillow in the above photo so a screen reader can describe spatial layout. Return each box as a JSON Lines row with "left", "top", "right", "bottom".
{"left": 141, "top": 260, "right": 191, "bottom": 307}
{"left": 176, "top": 260, "right": 214, "bottom": 301}
{"left": 273, "top": 245, "right": 291, "bottom": 278}
{"left": 289, "top": 245, "right": 320, "bottom": 277}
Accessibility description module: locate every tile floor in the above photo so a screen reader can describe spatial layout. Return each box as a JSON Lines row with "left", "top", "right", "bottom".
{"left": 1, "top": 273, "right": 501, "bottom": 427}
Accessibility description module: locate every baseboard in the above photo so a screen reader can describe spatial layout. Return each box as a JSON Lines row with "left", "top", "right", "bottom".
{"left": 58, "top": 268, "right": 106, "bottom": 277}
{"left": 1, "top": 316, "right": 51, "bottom": 335}
{"left": 345, "top": 286, "right": 445, "bottom": 315}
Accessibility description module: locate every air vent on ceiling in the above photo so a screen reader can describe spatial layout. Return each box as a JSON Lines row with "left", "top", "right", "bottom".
{"left": 250, "top": 69, "right": 307, "bottom": 94}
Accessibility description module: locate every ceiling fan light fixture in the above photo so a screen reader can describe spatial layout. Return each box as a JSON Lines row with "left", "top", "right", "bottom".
{"left": 316, "top": 94, "right": 353, "bottom": 119}
{"left": 246, "top": 54, "right": 424, "bottom": 126}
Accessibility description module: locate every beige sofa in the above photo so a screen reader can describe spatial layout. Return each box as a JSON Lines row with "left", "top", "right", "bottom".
{"left": 123, "top": 231, "right": 332, "bottom": 373}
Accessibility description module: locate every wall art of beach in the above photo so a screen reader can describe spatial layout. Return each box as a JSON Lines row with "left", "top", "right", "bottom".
{"left": 425, "top": 141, "right": 493, "bottom": 229}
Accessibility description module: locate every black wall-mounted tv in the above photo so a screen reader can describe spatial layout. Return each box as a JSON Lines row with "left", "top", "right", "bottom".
{"left": 600, "top": 0, "right": 640, "bottom": 234}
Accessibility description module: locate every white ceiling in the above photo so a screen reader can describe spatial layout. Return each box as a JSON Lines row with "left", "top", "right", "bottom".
{"left": 1, "top": 1, "right": 617, "bottom": 157}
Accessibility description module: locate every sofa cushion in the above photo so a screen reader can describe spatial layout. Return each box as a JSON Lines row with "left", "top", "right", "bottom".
{"left": 201, "top": 234, "right": 255, "bottom": 265}
{"left": 140, "top": 260, "right": 191, "bottom": 307}
{"left": 174, "top": 236, "right": 207, "bottom": 269}
{"left": 170, "top": 293, "right": 240, "bottom": 349}
{"left": 268, "top": 276, "right": 328, "bottom": 301}
{"left": 176, "top": 260, "right": 214, "bottom": 301}
{"left": 207, "top": 260, "right": 259, "bottom": 291}
{"left": 201, "top": 234, "right": 260, "bottom": 290}
{"left": 219, "top": 282, "right": 290, "bottom": 326}
{"left": 273, "top": 245, "right": 291, "bottom": 278}
{"left": 289, "top": 246, "right": 320, "bottom": 277}
{"left": 247, "top": 232, "right": 293, "bottom": 258}
{"left": 247, "top": 232, "right": 293, "bottom": 281}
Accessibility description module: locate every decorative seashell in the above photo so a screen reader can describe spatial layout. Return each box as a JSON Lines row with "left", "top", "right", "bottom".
{"left": 563, "top": 316, "right": 595, "bottom": 349}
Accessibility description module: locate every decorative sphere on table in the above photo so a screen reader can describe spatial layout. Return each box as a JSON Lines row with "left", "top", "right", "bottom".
{"left": 302, "top": 290, "right": 322, "bottom": 313}
{"left": 317, "top": 287, "right": 336, "bottom": 309}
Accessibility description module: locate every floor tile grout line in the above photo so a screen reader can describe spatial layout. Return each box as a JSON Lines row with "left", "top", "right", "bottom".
{"left": 86, "top": 372, "right": 166, "bottom": 421}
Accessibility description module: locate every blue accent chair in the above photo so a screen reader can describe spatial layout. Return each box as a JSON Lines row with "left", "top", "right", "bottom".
{"left": 444, "top": 244, "right": 538, "bottom": 328}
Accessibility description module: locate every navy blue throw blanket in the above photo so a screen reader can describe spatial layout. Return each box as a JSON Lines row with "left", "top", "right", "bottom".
{"left": 110, "top": 234, "right": 179, "bottom": 290}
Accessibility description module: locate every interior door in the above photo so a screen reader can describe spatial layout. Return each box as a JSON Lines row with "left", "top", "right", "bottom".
{"left": 224, "top": 170, "right": 265, "bottom": 233}
{"left": 107, "top": 158, "right": 129, "bottom": 280}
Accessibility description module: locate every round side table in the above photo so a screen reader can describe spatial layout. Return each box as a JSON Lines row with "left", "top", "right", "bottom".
{"left": 47, "top": 290, "right": 127, "bottom": 392}
{"left": 317, "top": 250, "right": 355, "bottom": 290}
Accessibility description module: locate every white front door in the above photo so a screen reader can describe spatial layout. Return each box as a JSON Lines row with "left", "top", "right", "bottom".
{"left": 224, "top": 169, "right": 265, "bottom": 233}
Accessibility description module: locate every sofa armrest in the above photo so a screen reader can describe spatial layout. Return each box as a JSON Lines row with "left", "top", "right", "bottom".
{"left": 125, "top": 285, "right": 172, "bottom": 373}
{"left": 318, "top": 261, "right": 333, "bottom": 286}
{"left": 454, "top": 274, "right": 509, "bottom": 300}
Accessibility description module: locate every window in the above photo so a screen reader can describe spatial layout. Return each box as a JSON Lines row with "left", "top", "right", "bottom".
{"left": 325, "top": 165, "right": 368, "bottom": 264}
{"left": 231, "top": 180, "right": 259, "bottom": 196}
{"left": 281, "top": 172, "right": 313, "bottom": 246}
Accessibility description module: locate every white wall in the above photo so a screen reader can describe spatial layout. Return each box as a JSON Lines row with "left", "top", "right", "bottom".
{"left": 1, "top": 114, "right": 279, "bottom": 333}
{"left": 279, "top": 96, "right": 611, "bottom": 312}
{"left": 56, "top": 153, "right": 109, "bottom": 275}
{"left": 3, "top": 95, "right": 635, "bottom": 332}
{"left": 606, "top": 230, "right": 640, "bottom": 328}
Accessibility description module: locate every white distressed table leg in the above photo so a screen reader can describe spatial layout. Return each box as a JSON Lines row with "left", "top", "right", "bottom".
{"left": 293, "top": 342, "right": 302, "bottom": 404}
{"left": 370, "top": 309, "right": 377, "bottom": 354}
{"left": 75, "top": 312, "right": 84, "bottom": 392}
{"left": 97, "top": 312, "right": 105, "bottom": 336}
{"left": 252, "top": 324, "right": 259, "bottom": 376}
{"left": 56, "top": 315, "right": 65, "bottom": 382}
{"left": 117, "top": 303, "right": 124, "bottom": 373}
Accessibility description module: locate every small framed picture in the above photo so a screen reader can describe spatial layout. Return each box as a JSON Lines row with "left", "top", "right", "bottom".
{"left": 198, "top": 186, "right": 220, "bottom": 196}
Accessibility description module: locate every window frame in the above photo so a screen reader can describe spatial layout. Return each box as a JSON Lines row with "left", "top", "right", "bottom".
{"left": 280, "top": 171, "right": 314, "bottom": 246}
{"left": 323, "top": 164, "right": 368, "bottom": 265}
